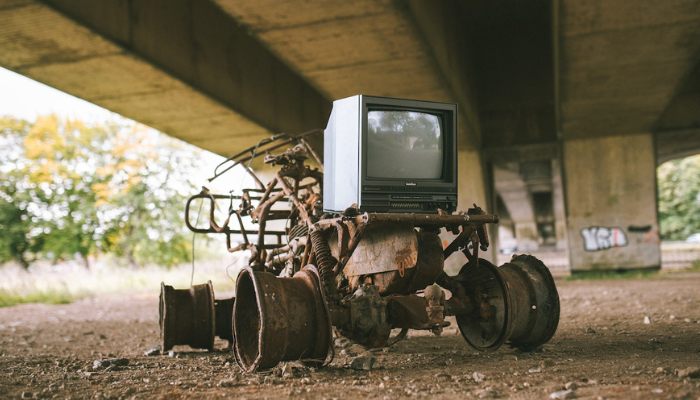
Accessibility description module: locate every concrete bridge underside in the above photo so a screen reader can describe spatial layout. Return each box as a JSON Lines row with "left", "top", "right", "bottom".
{"left": 1, "top": 0, "right": 700, "bottom": 270}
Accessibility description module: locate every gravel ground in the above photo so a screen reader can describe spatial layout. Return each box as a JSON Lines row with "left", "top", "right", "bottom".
{"left": 1, "top": 274, "right": 700, "bottom": 399}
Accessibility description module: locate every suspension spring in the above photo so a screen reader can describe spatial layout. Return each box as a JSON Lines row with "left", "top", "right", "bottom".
{"left": 310, "top": 229, "right": 337, "bottom": 294}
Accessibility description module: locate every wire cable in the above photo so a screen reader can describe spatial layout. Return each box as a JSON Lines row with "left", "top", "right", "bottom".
{"left": 190, "top": 198, "right": 205, "bottom": 287}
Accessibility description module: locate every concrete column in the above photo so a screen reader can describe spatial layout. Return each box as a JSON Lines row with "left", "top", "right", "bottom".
{"left": 493, "top": 163, "right": 539, "bottom": 252}
{"left": 551, "top": 159, "right": 568, "bottom": 251}
{"left": 442, "top": 149, "right": 492, "bottom": 274}
{"left": 514, "top": 222, "right": 540, "bottom": 252}
{"left": 457, "top": 149, "right": 488, "bottom": 212}
{"left": 563, "top": 133, "right": 660, "bottom": 272}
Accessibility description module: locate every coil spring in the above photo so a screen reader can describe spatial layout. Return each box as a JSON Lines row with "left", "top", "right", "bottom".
{"left": 310, "top": 229, "right": 337, "bottom": 293}
{"left": 289, "top": 224, "right": 309, "bottom": 240}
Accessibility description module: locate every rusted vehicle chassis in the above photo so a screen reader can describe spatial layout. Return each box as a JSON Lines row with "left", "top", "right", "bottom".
{"left": 160, "top": 131, "right": 560, "bottom": 372}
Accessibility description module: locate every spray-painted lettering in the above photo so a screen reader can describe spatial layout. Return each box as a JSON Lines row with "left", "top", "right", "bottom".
{"left": 581, "top": 226, "right": 628, "bottom": 252}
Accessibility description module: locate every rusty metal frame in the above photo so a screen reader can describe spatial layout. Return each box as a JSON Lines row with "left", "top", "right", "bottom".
{"left": 185, "top": 131, "right": 324, "bottom": 271}
{"left": 179, "top": 130, "right": 560, "bottom": 370}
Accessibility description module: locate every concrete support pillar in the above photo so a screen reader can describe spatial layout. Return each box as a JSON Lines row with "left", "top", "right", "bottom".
{"left": 514, "top": 222, "right": 540, "bottom": 252}
{"left": 442, "top": 149, "right": 492, "bottom": 274}
{"left": 494, "top": 163, "right": 539, "bottom": 252}
{"left": 457, "top": 149, "right": 488, "bottom": 212}
{"left": 563, "top": 134, "right": 660, "bottom": 272}
{"left": 551, "top": 159, "right": 568, "bottom": 251}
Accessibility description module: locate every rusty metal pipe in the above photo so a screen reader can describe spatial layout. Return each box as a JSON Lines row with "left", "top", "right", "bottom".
{"left": 360, "top": 212, "right": 499, "bottom": 226}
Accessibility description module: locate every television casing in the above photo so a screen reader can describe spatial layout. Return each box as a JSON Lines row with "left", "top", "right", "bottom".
{"left": 324, "top": 95, "right": 458, "bottom": 214}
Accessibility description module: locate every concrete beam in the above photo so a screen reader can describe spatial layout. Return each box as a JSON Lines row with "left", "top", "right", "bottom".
{"left": 558, "top": 0, "right": 700, "bottom": 140}
{"left": 405, "top": 0, "right": 482, "bottom": 150}
{"left": 212, "top": 0, "right": 452, "bottom": 103}
{"left": 0, "top": 0, "right": 330, "bottom": 157}
{"left": 656, "top": 128, "right": 700, "bottom": 164}
{"left": 483, "top": 142, "right": 558, "bottom": 165}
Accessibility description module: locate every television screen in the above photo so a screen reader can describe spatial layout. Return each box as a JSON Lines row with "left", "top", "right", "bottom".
{"left": 366, "top": 111, "right": 444, "bottom": 180}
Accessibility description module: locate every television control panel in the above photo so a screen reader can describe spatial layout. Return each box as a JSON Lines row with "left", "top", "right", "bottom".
{"left": 360, "top": 193, "right": 457, "bottom": 213}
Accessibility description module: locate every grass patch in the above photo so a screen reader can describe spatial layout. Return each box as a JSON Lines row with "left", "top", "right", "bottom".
{"left": 0, "top": 288, "right": 75, "bottom": 307}
{"left": 0, "top": 255, "right": 244, "bottom": 308}
{"left": 566, "top": 269, "right": 661, "bottom": 281}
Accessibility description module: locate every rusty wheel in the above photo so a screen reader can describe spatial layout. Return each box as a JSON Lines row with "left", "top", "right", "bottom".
{"left": 501, "top": 255, "right": 560, "bottom": 351}
{"left": 232, "top": 266, "right": 332, "bottom": 372}
{"left": 455, "top": 259, "right": 512, "bottom": 351}
{"left": 159, "top": 281, "right": 216, "bottom": 352}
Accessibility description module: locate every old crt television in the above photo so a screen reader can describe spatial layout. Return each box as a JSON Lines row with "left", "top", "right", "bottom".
{"left": 324, "top": 95, "right": 458, "bottom": 214}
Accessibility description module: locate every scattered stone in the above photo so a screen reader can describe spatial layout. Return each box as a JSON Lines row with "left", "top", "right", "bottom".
{"left": 93, "top": 358, "right": 129, "bottom": 370}
{"left": 656, "top": 367, "right": 670, "bottom": 374}
{"left": 587, "top": 379, "right": 598, "bottom": 385}
{"left": 342, "top": 344, "right": 367, "bottom": 357}
{"left": 677, "top": 367, "right": 700, "bottom": 379}
{"left": 651, "top": 388, "right": 663, "bottom": 394}
{"left": 644, "top": 316, "right": 651, "bottom": 325}
{"left": 144, "top": 345, "right": 161, "bottom": 356}
{"left": 218, "top": 377, "right": 239, "bottom": 387}
{"left": 168, "top": 351, "right": 175, "bottom": 357}
{"left": 564, "top": 381, "right": 578, "bottom": 390}
{"left": 540, "top": 359, "right": 555, "bottom": 368}
{"left": 503, "top": 355, "right": 518, "bottom": 361}
{"left": 435, "top": 372, "right": 451, "bottom": 380}
{"left": 20, "top": 391, "right": 33, "bottom": 399}
{"left": 444, "top": 358, "right": 454, "bottom": 366}
{"left": 476, "top": 387, "right": 497, "bottom": 398}
{"left": 281, "top": 364, "right": 295, "bottom": 379}
{"left": 263, "top": 376, "right": 278, "bottom": 385}
{"left": 549, "top": 389, "right": 575, "bottom": 399}
{"left": 585, "top": 327, "right": 596, "bottom": 334}
{"left": 334, "top": 336, "right": 351, "bottom": 349}
{"left": 528, "top": 367, "right": 541, "bottom": 374}
{"left": 351, "top": 356, "right": 376, "bottom": 371}
{"left": 472, "top": 372, "right": 485, "bottom": 383}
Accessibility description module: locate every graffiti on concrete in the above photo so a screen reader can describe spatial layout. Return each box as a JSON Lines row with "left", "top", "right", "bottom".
{"left": 581, "top": 226, "right": 628, "bottom": 252}
{"left": 628, "top": 225, "right": 652, "bottom": 233}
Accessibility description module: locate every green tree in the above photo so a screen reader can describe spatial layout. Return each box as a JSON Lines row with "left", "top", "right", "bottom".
{"left": 0, "top": 117, "right": 45, "bottom": 269}
{"left": 22, "top": 115, "right": 108, "bottom": 268}
{"left": 92, "top": 125, "right": 197, "bottom": 268}
{"left": 657, "top": 155, "right": 700, "bottom": 241}
{"left": 0, "top": 116, "right": 199, "bottom": 269}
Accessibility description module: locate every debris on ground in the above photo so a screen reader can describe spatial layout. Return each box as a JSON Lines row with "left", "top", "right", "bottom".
{"left": 350, "top": 356, "right": 376, "bottom": 371}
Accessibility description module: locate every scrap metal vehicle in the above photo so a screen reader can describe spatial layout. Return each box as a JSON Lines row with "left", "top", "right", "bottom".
{"left": 160, "top": 97, "right": 560, "bottom": 373}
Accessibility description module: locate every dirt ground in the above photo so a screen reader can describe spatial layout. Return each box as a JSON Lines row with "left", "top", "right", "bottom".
{"left": 1, "top": 273, "right": 700, "bottom": 400}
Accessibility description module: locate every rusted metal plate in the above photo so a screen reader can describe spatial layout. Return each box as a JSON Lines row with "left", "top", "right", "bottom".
{"left": 343, "top": 222, "right": 418, "bottom": 277}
